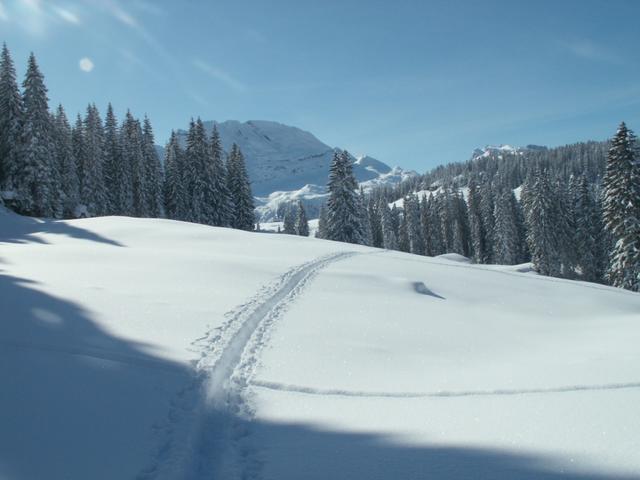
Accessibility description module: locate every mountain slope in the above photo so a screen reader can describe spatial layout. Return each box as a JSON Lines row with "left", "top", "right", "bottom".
{"left": 1, "top": 211, "right": 639, "bottom": 479}
{"left": 175, "top": 120, "right": 414, "bottom": 198}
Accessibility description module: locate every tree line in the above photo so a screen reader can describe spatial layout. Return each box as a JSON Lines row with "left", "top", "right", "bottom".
{"left": 318, "top": 128, "right": 639, "bottom": 292}
{"left": 0, "top": 45, "right": 254, "bottom": 229}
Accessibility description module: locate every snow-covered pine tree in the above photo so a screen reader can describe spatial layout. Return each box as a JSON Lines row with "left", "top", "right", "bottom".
{"left": 398, "top": 212, "right": 410, "bottom": 252}
{"left": 53, "top": 105, "right": 78, "bottom": 218}
{"left": 295, "top": 201, "right": 309, "bottom": 236}
{"left": 524, "top": 169, "right": 562, "bottom": 277}
{"left": 574, "top": 175, "right": 605, "bottom": 283}
{"left": 479, "top": 178, "right": 496, "bottom": 262}
{"left": 121, "top": 111, "right": 145, "bottom": 217}
{"left": 226, "top": 143, "right": 255, "bottom": 231}
{"left": 419, "top": 196, "right": 433, "bottom": 256}
{"left": 602, "top": 122, "right": 640, "bottom": 291}
{"left": 102, "top": 104, "right": 119, "bottom": 214}
{"left": 405, "top": 193, "right": 424, "bottom": 255}
{"left": 467, "top": 178, "right": 487, "bottom": 263}
{"left": 80, "top": 104, "right": 106, "bottom": 216}
{"left": 380, "top": 201, "right": 398, "bottom": 250}
{"left": 163, "top": 130, "right": 185, "bottom": 220}
{"left": 358, "top": 187, "right": 373, "bottom": 247}
{"left": 207, "top": 126, "right": 232, "bottom": 227}
{"left": 316, "top": 204, "right": 328, "bottom": 239}
{"left": 14, "top": 53, "right": 56, "bottom": 217}
{"left": 0, "top": 44, "right": 23, "bottom": 191}
{"left": 426, "top": 195, "right": 444, "bottom": 256}
{"left": 282, "top": 204, "right": 296, "bottom": 234}
{"left": 493, "top": 190, "right": 520, "bottom": 265}
{"left": 142, "top": 116, "right": 163, "bottom": 217}
{"left": 326, "top": 151, "right": 366, "bottom": 244}
{"left": 367, "top": 195, "right": 383, "bottom": 248}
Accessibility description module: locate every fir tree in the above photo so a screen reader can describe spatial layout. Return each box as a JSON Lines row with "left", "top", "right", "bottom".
{"left": 316, "top": 204, "right": 328, "bottom": 239}
{"left": 493, "top": 191, "right": 520, "bottom": 265}
{"left": 380, "top": 202, "right": 398, "bottom": 250}
{"left": 468, "top": 178, "right": 488, "bottom": 263}
{"left": 206, "top": 126, "right": 232, "bottom": 226}
{"left": 602, "top": 122, "right": 640, "bottom": 291}
{"left": 405, "top": 194, "right": 424, "bottom": 255}
{"left": 53, "top": 105, "right": 78, "bottom": 218}
{"left": 0, "top": 43, "right": 23, "bottom": 190}
{"left": 14, "top": 53, "right": 56, "bottom": 217}
{"left": 80, "top": 104, "right": 106, "bottom": 215}
{"left": 326, "top": 150, "right": 365, "bottom": 244}
{"left": 398, "top": 212, "right": 410, "bottom": 252}
{"left": 163, "top": 130, "right": 185, "bottom": 220}
{"left": 142, "top": 116, "right": 163, "bottom": 217}
{"left": 574, "top": 176, "right": 606, "bottom": 283}
{"left": 367, "top": 196, "right": 383, "bottom": 248}
{"left": 103, "top": 103, "right": 122, "bottom": 215}
{"left": 121, "top": 111, "right": 145, "bottom": 217}
{"left": 282, "top": 204, "right": 296, "bottom": 234}
{"left": 295, "top": 201, "right": 310, "bottom": 236}
{"left": 226, "top": 143, "right": 255, "bottom": 230}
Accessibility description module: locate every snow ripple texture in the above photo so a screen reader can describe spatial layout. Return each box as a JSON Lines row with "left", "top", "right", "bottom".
{"left": 138, "top": 251, "right": 359, "bottom": 480}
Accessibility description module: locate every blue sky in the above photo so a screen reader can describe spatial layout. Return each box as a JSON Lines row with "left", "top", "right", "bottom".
{"left": 1, "top": 0, "right": 639, "bottom": 171}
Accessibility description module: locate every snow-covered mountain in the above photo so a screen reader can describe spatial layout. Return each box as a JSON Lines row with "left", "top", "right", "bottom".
{"left": 2, "top": 209, "right": 639, "bottom": 479}
{"left": 173, "top": 120, "right": 416, "bottom": 220}
{"left": 471, "top": 144, "right": 548, "bottom": 161}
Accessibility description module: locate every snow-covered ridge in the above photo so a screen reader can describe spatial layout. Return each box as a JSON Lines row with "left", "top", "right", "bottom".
{"left": 471, "top": 144, "right": 548, "bottom": 161}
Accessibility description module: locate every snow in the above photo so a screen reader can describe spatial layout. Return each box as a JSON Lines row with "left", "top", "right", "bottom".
{"left": 2, "top": 210, "right": 639, "bottom": 479}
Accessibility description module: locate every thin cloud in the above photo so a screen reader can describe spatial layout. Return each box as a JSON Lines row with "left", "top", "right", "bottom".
{"left": 0, "top": 2, "right": 8, "bottom": 21}
{"left": 560, "top": 39, "right": 620, "bottom": 64}
{"left": 193, "top": 59, "right": 247, "bottom": 93}
{"left": 54, "top": 6, "right": 80, "bottom": 25}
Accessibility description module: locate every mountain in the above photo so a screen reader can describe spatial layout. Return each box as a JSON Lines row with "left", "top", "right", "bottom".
{"left": 2, "top": 209, "right": 639, "bottom": 479}
{"left": 173, "top": 120, "right": 416, "bottom": 220}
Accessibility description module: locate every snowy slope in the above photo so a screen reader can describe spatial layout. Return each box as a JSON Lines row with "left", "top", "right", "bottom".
{"left": 173, "top": 120, "right": 415, "bottom": 218}
{"left": 1, "top": 210, "right": 639, "bottom": 480}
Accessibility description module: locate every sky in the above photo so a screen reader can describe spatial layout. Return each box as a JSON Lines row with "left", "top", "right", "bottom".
{"left": 1, "top": 0, "right": 639, "bottom": 172}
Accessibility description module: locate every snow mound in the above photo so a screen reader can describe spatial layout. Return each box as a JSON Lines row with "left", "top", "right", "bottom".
{"left": 435, "top": 253, "right": 472, "bottom": 263}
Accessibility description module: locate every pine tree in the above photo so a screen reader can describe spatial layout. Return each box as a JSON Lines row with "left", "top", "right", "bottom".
{"left": 419, "top": 196, "right": 433, "bottom": 256}
{"left": 0, "top": 43, "right": 23, "bottom": 191}
{"left": 121, "top": 111, "right": 145, "bottom": 217}
{"left": 493, "top": 191, "right": 520, "bottom": 265}
{"left": 206, "top": 126, "right": 232, "bottom": 226}
{"left": 398, "top": 212, "right": 410, "bottom": 252}
{"left": 574, "top": 176, "right": 606, "bottom": 282}
{"left": 226, "top": 143, "right": 255, "bottom": 230}
{"left": 80, "top": 104, "right": 106, "bottom": 215}
{"left": 405, "top": 194, "right": 424, "bottom": 255}
{"left": 295, "top": 201, "right": 310, "bottom": 236}
{"left": 524, "top": 169, "right": 562, "bottom": 277}
{"left": 602, "top": 122, "right": 640, "bottom": 291}
{"left": 380, "top": 202, "right": 398, "bottom": 250}
{"left": 163, "top": 130, "right": 185, "bottom": 220}
{"left": 316, "top": 204, "right": 328, "bottom": 239}
{"left": 142, "top": 116, "right": 163, "bottom": 217}
{"left": 103, "top": 103, "right": 122, "bottom": 215}
{"left": 468, "top": 178, "right": 488, "bottom": 263}
{"left": 479, "top": 179, "right": 496, "bottom": 262}
{"left": 14, "top": 53, "right": 56, "bottom": 217}
{"left": 326, "top": 150, "right": 366, "bottom": 244}
{"left": 367, "top": 196, "right": 383, "bottom": 248}
{"left": 282, "top": 204, "right": 296, "bottom": 234}
{"left": 53, "top": 105, "right": 78, "bottom": 218}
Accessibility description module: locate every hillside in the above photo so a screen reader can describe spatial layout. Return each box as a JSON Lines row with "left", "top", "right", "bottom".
{"left": 1, "top": 210, "right": 639, "bottom": 479}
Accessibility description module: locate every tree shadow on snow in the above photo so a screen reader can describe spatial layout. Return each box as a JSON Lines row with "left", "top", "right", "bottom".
{"left": 0, "top": 213, "right": 123, "bottom": 246}
{"left": 0, "top": 271, "right": 191, "bottom": 480}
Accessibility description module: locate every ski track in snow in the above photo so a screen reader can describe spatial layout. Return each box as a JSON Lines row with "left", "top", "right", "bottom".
{"left": 250, "top": 380, "right": 640, "bottom": 399}
{"left": 138, "top": 250, "right": 360, "bottom": 480}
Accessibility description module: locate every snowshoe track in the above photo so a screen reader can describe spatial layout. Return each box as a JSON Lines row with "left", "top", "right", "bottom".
{"left": 138, "top": 250, "right": 358, "bottom": 480}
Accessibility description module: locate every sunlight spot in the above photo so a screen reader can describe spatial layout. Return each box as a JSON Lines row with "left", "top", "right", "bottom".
{"left": 79, "top": 57, "right": 94, "bottom": 73}
{"left": 33, "top": 308, "right": 63, "bottom": 326}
